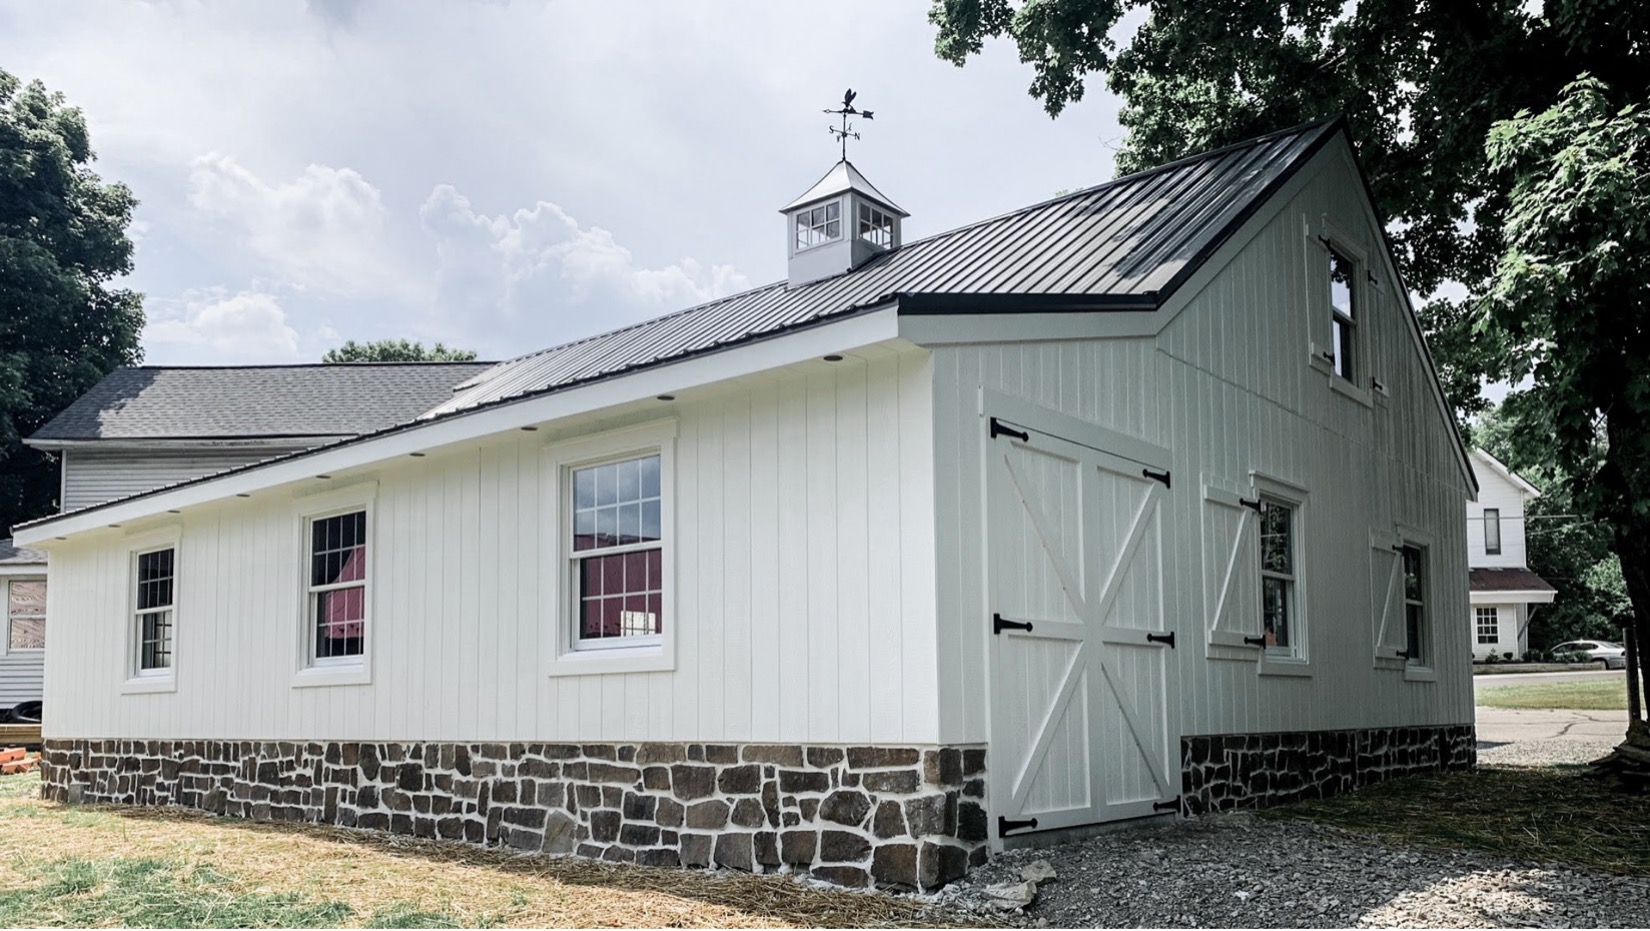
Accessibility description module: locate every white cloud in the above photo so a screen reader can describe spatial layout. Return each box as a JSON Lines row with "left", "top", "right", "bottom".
{"left": 144, "top": 290, "right": 302, "bottom": 362}
{"left": 419, "top": 184, "right": 749, "bottom": 345}
{"left": 188, "top": 154, "right": 414, "bottom": 299}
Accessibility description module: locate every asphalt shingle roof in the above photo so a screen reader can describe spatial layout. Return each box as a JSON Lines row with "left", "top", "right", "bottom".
{"left": 1469, "top": 568, "right": 1556, "bottom": 593}
{"left": 0, "top": 539, "right": 44, "bottom": 566}
{"left": 31, "top": 363, "right": 494, "bottom": 442}
{"left": 430, "top": 118, "right": 1340, "bottom": 417}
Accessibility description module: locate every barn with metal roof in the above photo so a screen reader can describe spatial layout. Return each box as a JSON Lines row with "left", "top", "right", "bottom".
{"left": 15, "top": 118, "right": 1477, "bottom": 891}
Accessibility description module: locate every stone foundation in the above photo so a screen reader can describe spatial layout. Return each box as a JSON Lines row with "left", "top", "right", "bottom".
{"left": 42, "top": 739, "right": 988, "bottom": 890}
{"left": 1180, "top": 723, "right": 1476, "bottom": 815}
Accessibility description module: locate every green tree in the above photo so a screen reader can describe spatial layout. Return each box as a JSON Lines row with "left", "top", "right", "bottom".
{"left": 930, "top": 0, "right": 1650, "bottom": 421}
{"left": 0, "top": 69, "right": 143, "bottom": 533}
{"left": 1480, "top": 80, "right": 1650, "bottom": 774}
{"left": 322, "top": 339, "right": 478, "bottom": 363}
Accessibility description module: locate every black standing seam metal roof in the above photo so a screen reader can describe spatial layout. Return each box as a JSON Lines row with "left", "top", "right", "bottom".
{"left": 30, "top": 363, "right": 496, "bottom": 442}
{"left": 15, "top": 118, "right": 1346, "bottom": 531}
{"left": 427, "top": 118, "right": 1341, "bottom": 417}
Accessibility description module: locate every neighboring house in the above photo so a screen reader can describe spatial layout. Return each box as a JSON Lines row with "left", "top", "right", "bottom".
{"left": 15, "top": 118, "right": 1477, "bottom": 891}
{"left": 0, "top": 540, "right": 47, "bottom": 708}
{"left": 1466, "top": 448, "right": 1556, "bottom": 660}
{"left": 3, "top": 363, "right": 492, "bottom": 710}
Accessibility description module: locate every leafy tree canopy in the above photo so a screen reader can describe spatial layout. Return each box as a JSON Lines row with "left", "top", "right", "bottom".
{"left": 930, "top": 0, "right": 1650, "bottom": 418}
{"left": 322, "top": 339, "right": 478, "bottom": 364}
{"left": 0, "top": 68, "right": 143, "bottom": 533}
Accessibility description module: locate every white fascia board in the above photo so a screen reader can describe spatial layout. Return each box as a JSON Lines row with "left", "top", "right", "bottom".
{"left": 900, "top": 310, "right": 1162, "bottom": 344}
{"left": 0, "top": 564, "right": 46, "bottom": 577}
{"left": 1471, "top": 448, "right": 1543, "bottom": 498}
{"left": 1470, "top": 589, "right": 1557, "bottom": 605}
{"left": 14, "top": 307, "right": 902, "bottom": 546}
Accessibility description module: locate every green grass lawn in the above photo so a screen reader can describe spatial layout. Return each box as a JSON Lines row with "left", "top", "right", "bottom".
{"left": 1476, "top": 677, "right": 1629, "bottom": 710}
{"left": 1265, "top": 766, "right": 1650, "bottom": 875}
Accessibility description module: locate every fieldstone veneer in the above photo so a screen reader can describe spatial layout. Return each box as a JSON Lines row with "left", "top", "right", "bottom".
{"left": 1180, "top": 723, "right": 1476, "bottom": 815}
{"left": 41, "top": 739, "right": 988, "bottom": 890}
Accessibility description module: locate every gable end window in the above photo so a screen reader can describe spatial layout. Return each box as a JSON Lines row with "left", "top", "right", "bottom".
{"left": 571, "top": 454, "right": 663, "bottom": 646}
{"left": 307, "top": 510, "right": 368, "bottom": 662}
{"left": 5, "top": 579, "right": 44, "bottom": 651}
{"left": 1475, "top": 606, "right": 1499, "bottom": 645}
{"left": 1483, "top": 508, "right": 1502, "bottom": 555}
{"left": 133, "top": 547, "right": 175, "bottom": 673}
{"left": 1259, "top": 499, "right": 1297, "bottom": 653}
{"left": 795, "top": 201, "right": 841, "bottom": 251}
{"left": 1402, "top": 544, "right": 1427, "bottom": 665}
{"left": 1328, "top": 246, "right": 1358, "bottom": 381}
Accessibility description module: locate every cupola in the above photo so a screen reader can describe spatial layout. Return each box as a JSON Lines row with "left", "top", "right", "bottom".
{"left": 781, "top": 160, "right": 907, "bottom": 288}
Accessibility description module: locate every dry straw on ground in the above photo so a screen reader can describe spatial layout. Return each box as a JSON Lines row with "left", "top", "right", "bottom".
{"left": 0, "top": 774, "right": 977, "bottom": 928}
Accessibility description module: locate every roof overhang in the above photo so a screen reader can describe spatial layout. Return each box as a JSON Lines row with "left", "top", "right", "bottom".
{"left": 24, "top": 435, "right": 350, "bottom": 451}
{"left": 1470, "top": 589, "right": 1557, "bottom": 605}
{"left": 1471, "top": 448, "right": 1542, "bottom": 498}
{"left": 13, "top": 306, "right": 905, "bottom": 546}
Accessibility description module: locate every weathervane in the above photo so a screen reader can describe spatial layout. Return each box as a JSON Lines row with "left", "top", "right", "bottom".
{"left": 824, "top": 88, "right": 874, "bottom": 161}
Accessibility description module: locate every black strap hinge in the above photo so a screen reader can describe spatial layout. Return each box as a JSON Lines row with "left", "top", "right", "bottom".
{"left": 1146, "top": 631, "right": 1176, "bottom": 649}
{"left": 993, "top": 613, "right": 1034, "bottom": 635}
{"left": 1239, "top": 497, "right": 1264, "bottom": 513}
{"left": 1243, "top": 635, "right": 1267, "bottom": 648}
{"left": 998, "top": 815, "right": 1039, "bottom": 836}
{"left": 1153, "top": 797, "right": 1182, "bottom": 813}
{"left": 989, "top": 418, "right": 1030, "bottom": 443}
{"left": 1142, "top": 467, "right": 1171, "bottom": 489}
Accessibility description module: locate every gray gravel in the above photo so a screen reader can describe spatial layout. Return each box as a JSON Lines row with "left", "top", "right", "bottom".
{"left": 933, "top": 814, "right": 1649, "bottom": 928}
{"left": 1477, "top": 739, "right": 1617, "bottom": 768}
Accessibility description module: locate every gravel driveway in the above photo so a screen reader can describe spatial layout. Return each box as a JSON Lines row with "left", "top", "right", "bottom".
{"left": 933, "top": 815, "right": 1648, "bottom": 928}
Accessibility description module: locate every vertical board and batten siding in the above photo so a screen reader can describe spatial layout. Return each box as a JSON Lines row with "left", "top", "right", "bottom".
{"left": 933, "top": 147, "right": 1473, "bottom": 745}
{"left": 43, "top": 350, "right": 940, "bottom": 744}
{"left": 62, "top": 446, "right": 315, "bottom": 511}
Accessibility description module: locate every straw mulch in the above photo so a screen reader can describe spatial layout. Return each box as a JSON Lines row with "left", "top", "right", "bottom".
{"left": 0, "top": 775, "right": 979, "bottom": 928}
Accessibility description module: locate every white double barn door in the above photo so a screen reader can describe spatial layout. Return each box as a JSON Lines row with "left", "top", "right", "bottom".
{"left": 985, "top": 396, "right": 1178, "bottom": 839}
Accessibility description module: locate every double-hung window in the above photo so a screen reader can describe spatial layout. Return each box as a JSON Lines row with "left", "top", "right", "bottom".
{"left": 1258, "top": 500, "right": 1296, "bottom": 652}
{"left": 133, "top": 548, "right": 175, "bottom": 673}
{"left": 307, "top": 510, "right": 368, "bottom": 662}
{"left": 1402, "top": 544, "right": 1426, "bottom": 664}
{"left": 1475, "top": 606, "right": 1498, "bottom": 645}
{"left": 571, "top": 454, "right": 663, "bottom": 646}
{"left": 1328, "top": 246, "right": 1358, "bottom": 381}
{"left": 5, "top": 579, "right": 44, "bottom": 652}
{"left": 1483, "top": 508, "right": 1502, "bottom": 555}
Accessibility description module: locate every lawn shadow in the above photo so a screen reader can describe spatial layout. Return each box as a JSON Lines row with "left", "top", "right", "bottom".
{"left": 86, "top": 803, "right": 975, "bottom": 929}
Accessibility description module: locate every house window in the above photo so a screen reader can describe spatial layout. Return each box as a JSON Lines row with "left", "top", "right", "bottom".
{"left": 858, "top": 202, "right": 894, "bottom": 249}
{"left": 5, "top": 579, "right": 44, "bottom": 651}
{"left": 1483, "top": 508, "right": 1502, "bottom": 555}
{"left": 1328, "top": 246, "right": 1357, "bottom": 381}
{"left": 133, "top": 548, "right": 175, "bottom": 672}
{"left": 794, "top": 201, "right": 841, "bottom": 251}
{"left": 571, "top": 453, "right": 663, "bottom": 646}
{"left": 1475, "top": 606, "right": 1499, "bottom": 645}
{"left": 1402, "top": 544, "right": 1426, "bottom": 664}
{"left": 1259, "top": 500, "right": 1296, "bottom": 651}
{"left": 307, "top": 510, "right": 367, "bottom": 661}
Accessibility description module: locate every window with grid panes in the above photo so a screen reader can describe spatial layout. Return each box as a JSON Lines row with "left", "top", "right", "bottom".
{"left": 307, "top": 511, "right": 367, "bottom": 661}
{"left": 1476, "top": 606, "right": 1498, "bottom": 644}
{"left": 1259, "top": 500, "right": 1296, "bottom": 652}
{"left": 571, "top": 454, "right": 663, "bottom": 646}
{"left": 794, "top": 200, "right": 841, "bottom": 250}
{"left": 857, "top": 202, "right": 894, "bottom": 248}
{"left": 133, "top": 548, "right": 174, "bottom": 672}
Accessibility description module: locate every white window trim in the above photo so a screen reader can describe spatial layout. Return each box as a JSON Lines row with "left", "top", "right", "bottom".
{"left": 1396, "top": 523, "right": 1438, "bottom": 683}
{"left": 292, "top": 482, "right": 376, "bottom": 688}
{"left": 1307, "top": 216, "right": 1375, "bottom": 407}
{"left": 793, "top": 197, "right": 844, "bottom": 255}
{"left": 544, "top": 419, "right": 678, "bottom": 678}
{"left": 121, "top": 526, "right": 181, "bottom": 694}
{"left": 1483, "top": 508, "right": 1502, "bottom": 555}
{"left": 2, "top": 573, "right": 47, "bottom": 658}
{"left": 1475, "top": 606, "right": 1500, "bottom": 645}
{"left": 1251, "top": 472, "right": 1312, "bottom": 676}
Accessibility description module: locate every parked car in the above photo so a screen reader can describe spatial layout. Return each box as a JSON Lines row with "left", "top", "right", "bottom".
{"left": 1551, "top": 640, "right": 1628, "bottom": 669}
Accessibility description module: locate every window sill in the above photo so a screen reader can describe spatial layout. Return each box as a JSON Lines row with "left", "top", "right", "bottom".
{"left": 1328, "top": 375, "right": 1374, "bottom": 408}
{"left": 547, "top": 646, "right": 674, "bottom": 678}
{"left": 1403, "top": 665, "right": 1438, "bottom": 683}
{"left": 292, "top": 663, "right": 371, "bottom": 688}
{"left": 121, "top": 674, "right": 177, "bottom": 695}
{"left": 1259, "top": 656, "right": 1312, "bottom": 677}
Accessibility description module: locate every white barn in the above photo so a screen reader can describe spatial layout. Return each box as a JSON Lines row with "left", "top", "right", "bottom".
{"left": 14, "top": 118, "right": 1477, "bottom": 890}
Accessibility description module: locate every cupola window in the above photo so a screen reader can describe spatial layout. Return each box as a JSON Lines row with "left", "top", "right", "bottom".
{"left": 795, "top": 201, "right": 842, "bottom": 251}
{"left": 858, "top": 202, "right": 895, "bottom": 249}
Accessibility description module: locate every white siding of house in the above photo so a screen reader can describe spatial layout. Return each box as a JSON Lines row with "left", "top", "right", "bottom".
{"left": 62, "top": 447, "right": 315, "bottom": 511}
{"left": 0, "top": 569, "right": 45, "bottom": 706}
{"left": 1466, "top": 458, "right": 1530, "bottom": 569}
{"left": 931, "top": 144, "right": 1474, "bottom": 745}
{"left": 1472, "top": 603, "right": 1526, "bottom": 661}
{"left": 41, "top": 350, "right": 940, "bottom": 744}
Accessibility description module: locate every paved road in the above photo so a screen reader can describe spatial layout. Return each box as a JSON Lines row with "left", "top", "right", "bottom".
{"left": 1472, "top": 670, "right": 1630, "bottom": 765}
{"left": 1472, "top": 669, "right": 1621, "bottom": 689}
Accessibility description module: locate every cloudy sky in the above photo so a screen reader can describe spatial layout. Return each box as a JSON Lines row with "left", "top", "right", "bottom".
{"left": 0, "top": 1, "right": 1129, "bottom": 366}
